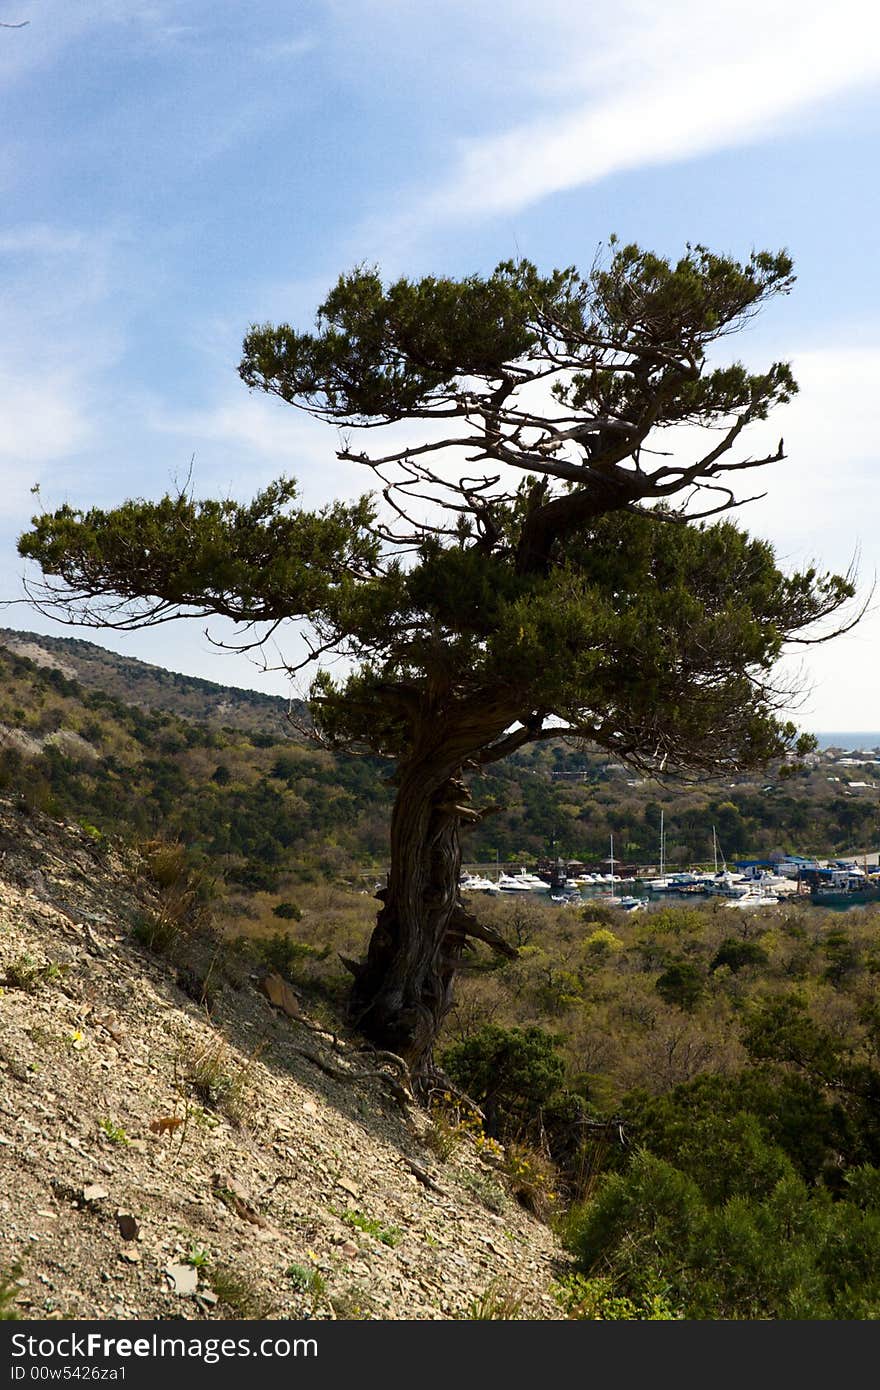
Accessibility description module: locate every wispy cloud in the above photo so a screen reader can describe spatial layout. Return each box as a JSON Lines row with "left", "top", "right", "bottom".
{"left": 651, "top": 339, "right": 880, "bottom": 726}
{"left": 0, "top": 224, "right": 88, "bottom": 256}
{"left": 746, "top": 345, "right": 880, "bottom": 568}
{"left": 0, "top": 1, "right": 192, "bottom": 83}
{"left": 380, "top": 0, "right": 880, "bottom": 237}
{"left": 0, "top": 373, "right": 93, "bottom": 504}
{"left": 147, "top": 391, "right": 364, "bottom": 509}
{"left": 0, "top": 217, "right": 131, "bottom": 529}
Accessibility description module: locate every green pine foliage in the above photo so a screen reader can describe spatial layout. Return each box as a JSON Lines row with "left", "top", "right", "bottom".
{"left": 564, "top": 1148, "right": 880, "bottom": 1319}
{"left": 441, "top": 1024, "right": 566, "bottom": 1135}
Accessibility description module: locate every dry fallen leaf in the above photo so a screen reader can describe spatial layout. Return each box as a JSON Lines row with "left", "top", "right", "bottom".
{"left": 150, "top": 1116, "right": 183, "bottom": 1135}
{"left": 94, "top": 1011, "right": 127, "bottom": 1045}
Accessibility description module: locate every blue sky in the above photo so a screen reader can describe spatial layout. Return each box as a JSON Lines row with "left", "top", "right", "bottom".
{"left": 2, "top": 0, "right": 880, "bottom": 729}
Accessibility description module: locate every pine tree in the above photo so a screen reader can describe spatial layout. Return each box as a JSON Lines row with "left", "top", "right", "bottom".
{"left": 19, "top": 241, "right": 855, "bottom": 1076}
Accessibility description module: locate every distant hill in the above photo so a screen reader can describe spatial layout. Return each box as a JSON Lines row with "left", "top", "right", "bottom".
{"left": 0, "top": 628, "right": 301, "bottom": 735}
{"left": 0, "top": 634, "right": 392, "bottom": 898}
{"left": 1, "top": 625, "right": 876, "bottom": 876}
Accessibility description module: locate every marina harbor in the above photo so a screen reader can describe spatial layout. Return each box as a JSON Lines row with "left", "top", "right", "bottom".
{"left": 460, "top": 851, "right": 880, "bottom": 911}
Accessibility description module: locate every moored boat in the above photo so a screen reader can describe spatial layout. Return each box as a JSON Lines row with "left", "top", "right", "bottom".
{"left": 725, "top": 888, "right": 780, "bottom": 908}
{"left": 497, "top": 868, "right": 550, "bottom": 893}
{"left": 809, "top": 868, "right": 880, "bottom": 907}
{"left": 459, "top": 873, "right": 502, "bottom": 895}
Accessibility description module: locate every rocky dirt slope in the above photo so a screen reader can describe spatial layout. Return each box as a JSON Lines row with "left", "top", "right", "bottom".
{"left": 0, "top": 795, "right": 567, "bottom": 1321}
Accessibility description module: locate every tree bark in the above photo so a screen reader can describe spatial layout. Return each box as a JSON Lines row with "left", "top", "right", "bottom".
{"left": 348, "top": 754, "right": 467, "bottom": 1074}
{"left": 348, "top": 738, "right": 516, "bottom": 1078}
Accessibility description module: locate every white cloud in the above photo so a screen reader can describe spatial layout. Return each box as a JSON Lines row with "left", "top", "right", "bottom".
{"left": 0, "top": 2, "right": 181, "bottom": 84}
{"left": 147, "top": 392, "right": 366, "bottom": 509}
{"left": 744, "top": 347, "right": 880, "bottom": 570}
{"left": 688, "top": 342, "right": 880, "bottom": 728}
{"left": 0, "top": 374, "right": 93, "bottom": 478}
{"left": 0, "top": 221, "right": 129, "bottom": 529}
{"left": 0, "top": 225, "right": 88, "bottom": 256}
{"left": 383, "top": 0, "right": 880, "bottom": 234}
{"left": 758, "top": 349, "right": 880, "bottom": 728}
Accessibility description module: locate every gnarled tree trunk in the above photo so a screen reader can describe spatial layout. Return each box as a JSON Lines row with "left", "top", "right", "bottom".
{"left": 349, "top": 750, "right": 515, "bottom": 1078}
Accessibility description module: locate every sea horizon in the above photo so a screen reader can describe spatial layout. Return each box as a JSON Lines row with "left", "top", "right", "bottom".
{"left": 812, "top": 732, "right": 880, "bottom": 751}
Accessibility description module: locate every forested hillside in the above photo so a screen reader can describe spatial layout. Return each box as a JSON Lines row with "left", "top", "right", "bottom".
{"left": 0, "top": 628, "right": 297, "bottom": 732}
{"left": 1, "top": 630, "right": 877, "bottom": 890}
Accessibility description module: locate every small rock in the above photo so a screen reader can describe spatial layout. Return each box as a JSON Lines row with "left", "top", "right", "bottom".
{"left": 119, "top": 1248, "right": 141, "bottom": 1264}
{"left": 94, "top": 1012, "right": 127, "bottom": 1045}
{"left": 302, "top": 1100, "right": 317, "bottom": 1116}
{"left": 198, "top": 1290, "right": 218, "bottom": 1307}
{"left": 115, "top": 1211, "right": 139, "bottom": 1241}
{"left": 340, "top": 1242, "right": 358, "bottom": 1259}
{"left": 164, "top": 1263, "right": 198, "bottom": 1296}
{"left": 82, "top": 1184, "right": 109, "bottom": 1205}
{"left": 259, "top": 971, "right": 301, "bottom": 1018}
{"left": 336, "top": 1178, "right": 359, "bottom": 1199}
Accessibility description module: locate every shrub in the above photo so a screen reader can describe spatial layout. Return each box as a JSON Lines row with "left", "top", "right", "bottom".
{"left": 441, "top": 1024, "right": 565, "bottom": 1138}
{"left": 182, "top": 1036, "right": 256, "bottom": 1126}
{"left": 553, "top": 1273, "right": 681, "bottom": 1320}
{"left": 500, "top": 1141, "right": 559, "bottom": 1221}
{"left": 143, "top": 839, "right": 188, "bottom": 889}
{"left": 272, "top": 901, "right": 302, "bottom": 921}
{"left": 621, "top": 1070, "right": 847, "bottom": 1191}
{"left": 230, "top": 862, "right": 280, "bottom": 892}
{"left": 340, "top": 1210, "right": 402, "bottom": 1247}
{"left": 0, "top": 1264, "right": 22, "bottom": 1321}
{"left": 655, "top": 961, "right": 704, "bottom": 1011}
{"left": 287, "top": 1263, "right": 328, "bottom": 1311}
{"left": 208, "top": 1264, "right": 273, "bottom": 1319}
{"left": 464, "top": 1280, "right": 523, "bottom": 1320}
{"left": 583, "top": 928, "right": 624, "bottom": 960}
{"left": 3, "top": 955, "right": 66, "bottom": 992}
{"left": 250, "top": 931, "right": 329, "bottom": 979}
{"left": 564, "top": 1148, "right": 880, "bottom": 1318}
{"left": 99, "top": 1118, "right": 129, "bottom": 1145}
{"left": 709, "top": 937, "right": 769, "bottom": 973}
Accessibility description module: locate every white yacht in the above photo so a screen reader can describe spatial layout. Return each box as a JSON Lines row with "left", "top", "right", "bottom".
{"left": 550, "top": 888, "right": 583, "bottom": 905}
{"left": 497, "top": 868, "right": 549, "bottom": 893}
{"left": 725, "top": 885, "right": 780, "bottom": 909}
{"left": 739, "top": 866, "right": 798, "bottom": 897}
{"left": 709, "top": 873, "right": 751, "bottom": 898}
{"left": 459, "top": 873, "right": 502, "bottom": 895}
{"left": 700, "top": 828, "right": 749, "bottom": 895}
{"left": 602, "top": 835, "right": 635, "bottom": 905}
